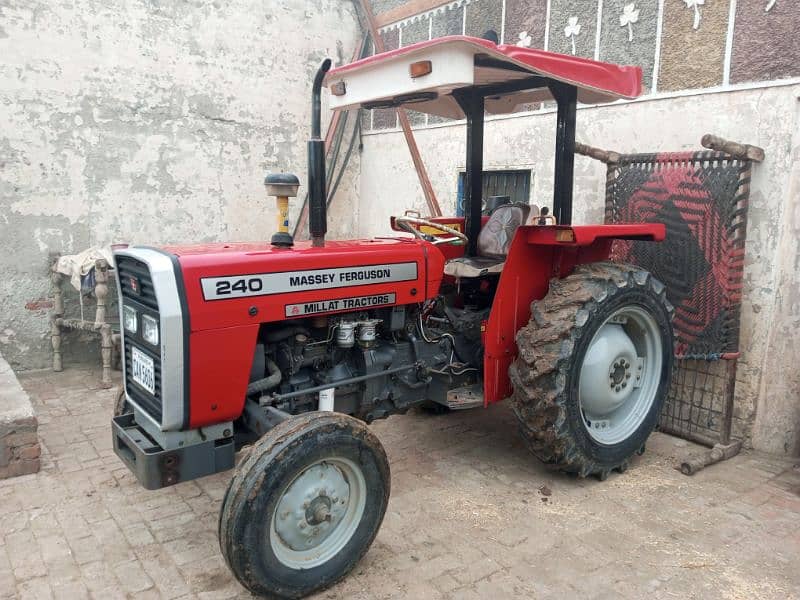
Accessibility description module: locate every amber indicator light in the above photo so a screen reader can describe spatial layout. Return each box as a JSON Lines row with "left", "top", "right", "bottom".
{"left": 330, "top": 81, "right": 347, "bottom": 96}
{"left": 409, "top": 60, "right": 432, "bottom": 78}
{"left": 555, "top": 229, "right": 576, "bottom": 243}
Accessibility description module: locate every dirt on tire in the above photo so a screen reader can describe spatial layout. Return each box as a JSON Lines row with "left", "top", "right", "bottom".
{"left": 218, "top": 411, "right": 390, "bottom": 599}
{"left": 509, "top": 261, "right": 674, "bottom": 480}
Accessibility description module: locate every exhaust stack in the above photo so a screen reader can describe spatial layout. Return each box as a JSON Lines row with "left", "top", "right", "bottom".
{"left": 308, "top": 59, "right": 332, "bottom": 247}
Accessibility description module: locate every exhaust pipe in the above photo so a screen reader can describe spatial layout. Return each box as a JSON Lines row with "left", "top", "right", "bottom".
{"left": 309, "top": 58, "right": 331, "bottom": 247}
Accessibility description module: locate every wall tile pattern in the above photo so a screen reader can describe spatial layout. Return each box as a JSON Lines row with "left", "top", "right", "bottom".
{"left": 464, "top": 0, "right": 503, "bottom": 40}
{"left": 731, "top": 1, "right": 800, "bottom": 84}
{"left": 658, "top": 0, "right": 731, "bottom": 92}
{"left": 504, "top": 0, "right": 548, "bottom": 50}
{"left": 600, "top": 0, "right": 659, "bottom": 91}
{"left": 547, "top": 0, "right": 599, "bottom": 58}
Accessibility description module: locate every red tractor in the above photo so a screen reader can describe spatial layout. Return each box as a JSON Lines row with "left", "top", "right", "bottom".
{"left": 112, "top": 36, "right": 673, "bottom": 598}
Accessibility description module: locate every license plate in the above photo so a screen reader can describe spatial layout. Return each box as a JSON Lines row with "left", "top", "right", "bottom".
{"left": 131, "top": 346, "right": 155, "bottom": 395}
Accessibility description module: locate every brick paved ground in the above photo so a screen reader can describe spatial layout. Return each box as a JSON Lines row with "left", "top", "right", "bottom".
{"left": 2, "top": 367, "right": 799, "bottom": 599}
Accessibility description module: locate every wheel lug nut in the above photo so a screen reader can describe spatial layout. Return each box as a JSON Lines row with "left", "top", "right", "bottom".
{"left": 615, "top": 385, "right": 621, "bottom": 392}
{"left": 621, "top": 382, "right": 627, "bottom": 388}
{"left": 625, "top": 373, "right": 631, "bottom": 379}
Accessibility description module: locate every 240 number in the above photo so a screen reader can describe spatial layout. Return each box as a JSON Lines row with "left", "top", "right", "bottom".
{"left": 215, "top": 278, "right": 263, "bottom": 296}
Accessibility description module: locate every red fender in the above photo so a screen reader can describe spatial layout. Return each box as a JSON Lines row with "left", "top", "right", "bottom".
{"left": 483, "top": 224, "right": 665, "bottom": 404}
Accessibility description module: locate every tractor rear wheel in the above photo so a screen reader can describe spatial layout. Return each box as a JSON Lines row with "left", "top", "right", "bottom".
{"left": 218, "top": 412, "right": 390, "bottom": 599}
{"left": 509, "top": 262, "right": 674, "bottom": 480}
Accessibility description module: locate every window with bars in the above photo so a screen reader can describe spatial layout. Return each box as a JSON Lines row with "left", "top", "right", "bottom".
{"left": 456, "top": 169, "right": 532, "bottom": 216}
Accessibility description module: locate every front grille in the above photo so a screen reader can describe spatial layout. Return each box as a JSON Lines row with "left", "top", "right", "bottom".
{"left": 117, "top": 256, "right": 159, "bottom": 310}
{"left": 117, "top": 255, "right": 163, "bottom": 423}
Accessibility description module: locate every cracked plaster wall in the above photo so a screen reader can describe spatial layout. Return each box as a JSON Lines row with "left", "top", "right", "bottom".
{"left": 358, "top": 85, "right": 800, "bottom": 455}
{"left": 0, "top": 0, "right": 361, "bottom": 369}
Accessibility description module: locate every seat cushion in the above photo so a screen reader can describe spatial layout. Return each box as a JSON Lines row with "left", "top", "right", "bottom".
{"left": 443, "top": 256, "right": 505, "bottom": 278}
{"left": 477, "top": 203, "right": 531, "bottom": 258}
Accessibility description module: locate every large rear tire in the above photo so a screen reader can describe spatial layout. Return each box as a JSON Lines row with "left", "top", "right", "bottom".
{"left": 509, "top": 262, "right": 674, "bottom": 480}
{"left": 218, "top": 412, "right": 390, "bottom": 599}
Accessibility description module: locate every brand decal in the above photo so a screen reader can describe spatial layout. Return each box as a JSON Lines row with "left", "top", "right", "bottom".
{"left": 285, "top": 293, "right": 396, "bottom": 317}
{"left": 128, "top": 275, "right": 140, "bottom": 295}
{"left": 201, "top": 262, "right": 417, "bottom": 301}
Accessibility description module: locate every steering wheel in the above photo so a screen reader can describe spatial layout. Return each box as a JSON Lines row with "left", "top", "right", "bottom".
{"left": 394, "top": 216, "right": 469, "bottom": 246}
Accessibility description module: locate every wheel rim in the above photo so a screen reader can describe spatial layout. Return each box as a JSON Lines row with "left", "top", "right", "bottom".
{"left": 270, "top": 457, "right": 366, "bottom": 569}
{"left": 578, "top": 305, "right": 663, "bottom": 445}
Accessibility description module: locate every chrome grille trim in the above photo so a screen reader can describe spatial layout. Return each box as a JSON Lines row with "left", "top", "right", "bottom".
{"left": 115, "top": 247, "right": 186, "bottom": 432}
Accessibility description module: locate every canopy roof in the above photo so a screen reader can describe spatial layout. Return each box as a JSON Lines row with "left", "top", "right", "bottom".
{"left": 324, "top": 36, "right": 642, "bottom": 119}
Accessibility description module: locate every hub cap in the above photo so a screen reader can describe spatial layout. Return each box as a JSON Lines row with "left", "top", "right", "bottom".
{"left": 270, "top": 457, "right": 366, "bottom": 569}
{"left": 578, "top": 306, "right": 663, "bottom": 445}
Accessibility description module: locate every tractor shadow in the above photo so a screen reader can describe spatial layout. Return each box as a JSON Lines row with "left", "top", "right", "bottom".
{"left": 370, "top": 400, "right": 677, "bottom": 522}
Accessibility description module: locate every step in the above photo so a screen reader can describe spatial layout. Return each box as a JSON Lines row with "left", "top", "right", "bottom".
{"left": 436, "top": 383, "right": 484, "bottom": 410}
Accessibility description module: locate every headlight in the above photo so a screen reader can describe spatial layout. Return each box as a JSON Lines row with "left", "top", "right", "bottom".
{"left": 123, "top": 305, "right": 137, "bottom": 333}
{"left": 142, "top": 314, "right": 159, "bottom": 346}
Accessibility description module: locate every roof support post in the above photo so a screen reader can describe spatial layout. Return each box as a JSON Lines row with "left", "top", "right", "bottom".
{"left": 549, "top": 82, "right": 578, "bottom": 226}
{"left": 456, "top": 93, "right": 485, "bottom": 256}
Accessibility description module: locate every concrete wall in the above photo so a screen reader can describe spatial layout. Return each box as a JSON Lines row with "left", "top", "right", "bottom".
{"left": 357, "top": 83, "right": 800, "bottom": 454}
{"left": 0, "top": 0, "right": 361, "bottom": 370}
{"left": 0, "top": 351, "right": 40, "bottom": 479}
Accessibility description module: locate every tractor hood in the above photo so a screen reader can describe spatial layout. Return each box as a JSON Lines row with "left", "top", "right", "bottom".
{"left": 161, "top": 238, "right": 445, "bottom": 332}
{"left": 324, "top": 35, "right": 642, "bottom": 119}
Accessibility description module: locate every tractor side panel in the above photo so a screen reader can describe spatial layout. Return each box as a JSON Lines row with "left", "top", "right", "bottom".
{"left": 189, "top": 324, "right": 259, "bottom": 428}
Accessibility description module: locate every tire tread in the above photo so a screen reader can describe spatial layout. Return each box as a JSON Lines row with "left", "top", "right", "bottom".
{"left": 509, "top": 261, "right": 674, "bottom": 478}
{"left": 218, "top": 412, "right": 389, "bottom": 598}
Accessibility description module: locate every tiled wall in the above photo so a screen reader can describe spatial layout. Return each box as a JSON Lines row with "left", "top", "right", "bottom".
{"left": 364, "top": 0, "right": 800, "bottom": 130}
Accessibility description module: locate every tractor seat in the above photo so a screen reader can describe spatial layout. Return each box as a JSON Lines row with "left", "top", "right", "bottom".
{"left": 444, "top": 203, "right": 531, "bottom": 278}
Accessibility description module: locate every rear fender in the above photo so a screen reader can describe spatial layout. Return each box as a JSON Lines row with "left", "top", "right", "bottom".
{"left": 483, "top": 223, "right": 664, "bottom": 404}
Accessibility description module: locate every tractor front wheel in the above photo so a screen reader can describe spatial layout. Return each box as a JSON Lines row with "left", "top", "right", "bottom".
{"left": 509, "top": 262, "right": 674, "bottom": 480}
{"left": 113, "top": 387, "right": 131, "bottom": 417}
{"left": 218, "top": 412, "right": 390, "bottom": 599}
